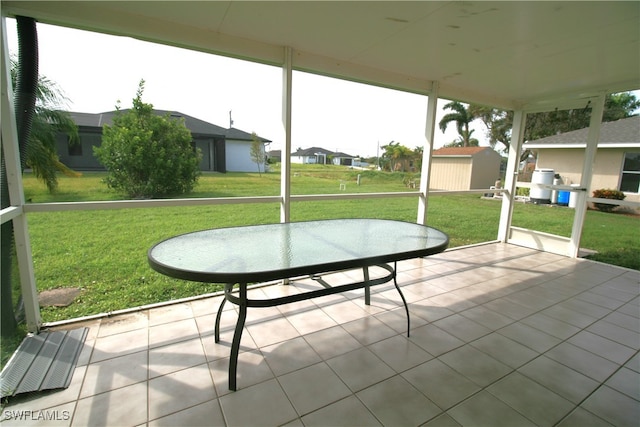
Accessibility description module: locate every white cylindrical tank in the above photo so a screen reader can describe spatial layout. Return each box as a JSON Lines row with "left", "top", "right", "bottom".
{"left": 551, "top": 175, "right": 563, "bottom": 204}
{"left": 530, "top": 169, "right": 554, "bottom": 204}
{"left": 568, "top": 184, "right": 580, "bottom": 208}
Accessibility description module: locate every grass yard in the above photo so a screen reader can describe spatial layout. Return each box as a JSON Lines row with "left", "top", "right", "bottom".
{"left": 16, "top": 166, "right": 640, "bottom": 322}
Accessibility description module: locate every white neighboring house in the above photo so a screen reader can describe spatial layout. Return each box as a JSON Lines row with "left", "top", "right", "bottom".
{"left": 224, "top": 127, "right": 270, "bottom": 172}
{"left": 331, "top": 151, "right": 357, "bottom": 166}
{"left": 291, "top": 147, "right": 355, "bottom": 165}
{"left": 523, "top": 116, "right": 640, "bottom": 203}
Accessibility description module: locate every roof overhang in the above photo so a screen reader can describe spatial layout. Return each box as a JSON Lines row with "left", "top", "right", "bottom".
{"left": 433, "top": 154, "right": 474, "bottom": 158}
{"left": 525, "top": 143, "right": 640, "bottom": 150}
{"left": 2, "top": 1, "right": 639, "bottom": 112}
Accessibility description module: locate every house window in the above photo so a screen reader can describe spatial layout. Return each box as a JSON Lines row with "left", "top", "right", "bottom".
{"left": 68, "top": 139, "right": 82, "bottom": 156}
{"left": 620, "top": 152, "right": 640, "bottom": 193}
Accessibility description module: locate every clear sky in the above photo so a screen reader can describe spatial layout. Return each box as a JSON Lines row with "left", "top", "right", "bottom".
{"left": 5, "top": 19, "right": 637, "bottom": 158}
{"left": 5, "top": 19, "right": 487, "bottom": 158}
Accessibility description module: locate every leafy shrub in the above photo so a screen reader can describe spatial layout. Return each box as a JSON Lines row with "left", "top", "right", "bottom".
{"left": 592, "top": 188, "right": 625, "bottom": 212}
{"left": 94, "top": 80, "right": 201, "bottom": 198}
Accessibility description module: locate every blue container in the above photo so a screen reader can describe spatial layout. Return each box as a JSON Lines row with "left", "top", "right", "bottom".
{"left": 557, "top": 191, "right": 570, "bottom": 205}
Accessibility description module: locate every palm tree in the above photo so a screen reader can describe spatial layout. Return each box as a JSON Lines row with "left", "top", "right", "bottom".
{"left": 2, "top": 56, "right": 79, "bottom": 339}
{"left": 413, "top": 146, "right": 423, "bottom": 170}
{"left": 471, "top": 92, "right": 640, "bottom": 158}
{"left": 381, "top": 141, "right": 414, "bottom": 172}
{"left": 10, "top": 58, "right": 79, "bottom": 192}
{"left": 438, "top": 101, "right": 477, "bottom": 147}
{"left": 443, "top": 129, "right": 480, "bottom": 148}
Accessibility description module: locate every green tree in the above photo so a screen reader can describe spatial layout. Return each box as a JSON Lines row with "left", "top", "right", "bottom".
{"left": 380, "top": 141, "right": 414, "bottom": 172}
{"left": 438, "top": 101, "right": 478, "bottom": 147}
{"left": 473, "top": 92, "right": 640, "bottom": 159}
{"left": 10, "top": 57, "right": 79, "bottom": 192}
{"left": 250, "top": 132, "right": 265, "bottom": 175}
{"left": 94, "top": 80, "right": 201, "bottom": 198}
{"left": 602, "top": 92, "right": 640, "bottom": 121}
{"left": 443, "top": 129, "right": 480, "bottom": 148}
{"left": 413, "top": 146, "right": 423, "bottom": 171}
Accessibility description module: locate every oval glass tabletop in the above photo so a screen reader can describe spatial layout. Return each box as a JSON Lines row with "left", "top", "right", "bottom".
{"left": 148, "top": 218, "right": 449, "bottom": 283}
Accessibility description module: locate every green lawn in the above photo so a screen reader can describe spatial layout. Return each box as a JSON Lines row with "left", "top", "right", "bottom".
{"left": 16, "top": 166, "right": 640, "bottom": 323}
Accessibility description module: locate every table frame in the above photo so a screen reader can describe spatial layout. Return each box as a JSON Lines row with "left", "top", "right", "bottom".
{"left": 214, "top": 263, "right": 408, "bottom": 390}
{"left": 148, "top": 219, "right": 449, "bottom": 391}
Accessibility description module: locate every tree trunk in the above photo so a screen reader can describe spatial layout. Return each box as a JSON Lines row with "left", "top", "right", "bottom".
{"left": 0, "top": 155, "right": 17, "bottom": 337}
{"left": 1, "top": 16, "right": 38, "bottom": 338}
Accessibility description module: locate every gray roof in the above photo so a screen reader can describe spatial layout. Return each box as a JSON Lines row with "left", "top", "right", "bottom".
{"left": 433, "top": 147, "right": 497, "bottom": 157}
{"left": 68, "top": 110, "right": 270, "bottom": 142}
{"left": 524, "top": 116, "right": 640, "bottom": 148}
{"left": 66, "top": 112, "right": 108, "bottom": 128}
{"left": 292, "top": 147, "right": 355, "bottom": 158}
{"left": 333, "top": 151, "right": 355, "bottom": 158}
{"left": 225, "top": 127, "right": 271, "bottom": 143}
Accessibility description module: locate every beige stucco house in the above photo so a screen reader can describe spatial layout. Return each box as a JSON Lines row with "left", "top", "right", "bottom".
{"left": 523, "top": 116, "right": 640, "bottom": 203}
{"left": 429, "top": 147, "right": 502, "bottom": 191}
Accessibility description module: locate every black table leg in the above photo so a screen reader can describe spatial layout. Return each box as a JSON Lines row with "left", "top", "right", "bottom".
{"left": 363, "top": 266, "right": 371, "bottom": 305}
{"left": 392, "top": 262, "right": 410, "bottom": 337}
{"left": 217, "top": 264, "right": 406, "bottom": 390}
{"left": 228, "top": 283, "right": 247, "bottom": 391}
{"left": 214, "top": 284, "right": 231, "bottom": 343}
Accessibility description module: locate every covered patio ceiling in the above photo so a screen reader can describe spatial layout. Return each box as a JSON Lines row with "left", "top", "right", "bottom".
{"left": 3, "top": 1, "right": 639, "bottom": 111}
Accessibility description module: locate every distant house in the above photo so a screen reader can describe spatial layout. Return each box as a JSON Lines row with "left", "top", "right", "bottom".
{"left": 291, "top": 147, "right": 355, "bottom": 165}
{"left": 523, "top": 116, "right": 640, "bottom": 202}
{"left": 430, "top": 147, "right": 502, "bottom": 191}
{"left": 267, "top": 150, "right": 281, "bottom": 163}
{"left": 56, "top": 110, "right": 271, "bottom": 173}
{"left": 331, "top": 151, "right": 356, "bottom": 166}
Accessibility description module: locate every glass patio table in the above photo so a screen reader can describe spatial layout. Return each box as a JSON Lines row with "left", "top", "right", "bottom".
{"left": 148, "top": 218, "right": 449, "bottom": 390}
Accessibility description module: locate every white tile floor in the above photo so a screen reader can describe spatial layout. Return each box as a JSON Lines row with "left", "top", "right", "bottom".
{"left": 2, "top": 243, "right": 638, "bottom": 426}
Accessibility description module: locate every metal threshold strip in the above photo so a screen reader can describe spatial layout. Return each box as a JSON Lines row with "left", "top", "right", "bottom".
{"left": 1, "top": 328, "right": 87, "bottom": 398}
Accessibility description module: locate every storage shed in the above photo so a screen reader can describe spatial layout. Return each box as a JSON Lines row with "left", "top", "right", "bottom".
{"left": 430, "top": 147, "right": 502, "bottom": 191}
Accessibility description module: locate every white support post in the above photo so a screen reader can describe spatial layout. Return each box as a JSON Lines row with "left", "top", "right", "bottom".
{"left": 280, "top": 46, "right": 293, "bottom": 224}
{"left": 497, "top": 109, "right": 526, "bottom": 242}
{"left": 568, "top": 94, "right": 605, "bottom": 257}
{"left": 1, "top": 17, "right": 41, "bottom": 332}
{"left": 416, "top": 81, "right": 438, "bottom": 225}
